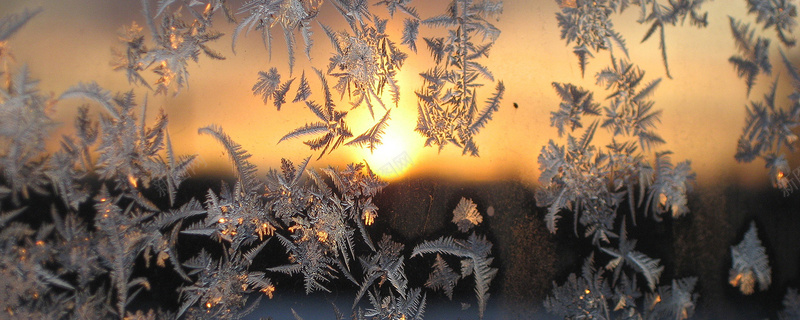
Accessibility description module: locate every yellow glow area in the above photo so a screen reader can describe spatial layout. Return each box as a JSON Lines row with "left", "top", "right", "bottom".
{"left": 316, "top": 230, "right": 328, "bottom": 243}
{"left": 730, "top": 273, "right": 742, "bottom": 286}
{"left": 261, "top": 285, "right": 275, "bottom": 299}
{"left": 363, "top": 210, "right": 375, "bottom": 226}
{"left": 352, "top": 115, "right": 420, "bottom": 180}
{"left": 127, "top": 174, "right": 137, "bottom": 188}
{"left": 659, "top": 193, "right": 668, "bottom": 207}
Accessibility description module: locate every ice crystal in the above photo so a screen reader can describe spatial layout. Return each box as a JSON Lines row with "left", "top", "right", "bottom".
{"left": 179, "top": 248, "right": 274, "bottom": 319}
{"left": 346, "top": 109, "right": 391, "bottom": 152}
{"left": 729, "top": 17, "right": 773, "bottom": 96}
{"left": 250, "top": 66, "right": 296, "bottom": 110}
{"left": 452, "top": 197, "right": 483, "bottom": 232}
{"left": 182, "top": 129, "right": 391, "bottom": 313}
{"left": 0, "top": 19, "right": 206, "bottom": 315}
{"left": 146, "top": 9, "right": 225, "bottom": 95}
{"left": 609, "top": 273, "right": 642, "bottom": 314}
{"left": 363, "top": 286, "right": 427, "bottom": 320}
{"left": 545, "top": 255, "right": 698, "bottom": 320}
{"left": 734, "top": 61, "right": 800, "bottom": 182}
{"left": 415, "top": 0, "right": 505, "bottom": 156}
{"left": 266, "top": 158, "right": 387, "bottom": 294}
{"left": 112, "top": 0, "right": 226, "bottom": 95}
{"left": 321, "top": 13, "right": 406, "bottom": 117}
{"left": 0, "top": 64, "right": 54, "bottom": 202}
{"left": 780, "top": 288, "right": 800, "bottom": 320}
{"left": 599, "top": 221, "right": 664, "bottom": 290}
{"left": 538, "top": 57, "right": 693, "bottom": 243}
{"left": 60, "top": 85, "right": 197, "bottom": 204}
{"left": 0, "top": 5, "right": 517, "bottom": 320}
{"left": 293, "top": 70, "right": 312, "bottom": 102}
{"left": 537, "top": 121, "right": 619, "bottom": 243}
{"left": 253, "top": 67, "right": 282, "bottom": 105}
{"left": 644, "top": 151, "right": 694, "bottom": 219}
{"left": 556, "top": 0, "right": 628, "bottom": 77}
{"left": 555, "top": 0, "right": 711, "bottom": 78}
{"left": 2, "top": 35, "right": 201, "bottom": 316}
{"left": 425, "top": 254, "right": 459, "bottom": 300}
{"left": 746, "top": 0, "right": 797, "bottom": 46}
{"left": 228, "top": 0, "right": 506, "bottom": 159}
{"left": 270, "top": 229, "right": 353, "bottom": 294}
{"left": 597, "top": 58, "right": 665, "bottom": 151}
{"left": 543, "top": 8, "right": 702, "bottom": 317}
{"left": 198, "top": 124, "right": 261, "bottom": 193}
{"left": 638, "top": 0, "right": 710, "bottom": 78}
{"left": 233, "top": 0, "right": 321, "bottom": 74}
{"left": 375, "top": 0, "right": 421, "bottom": 52}
{"left": 279, "top": 69, "right": 354, "bottom": 159}
{"left": 156, "top": 0, "right": 235, "bottom": 22}
{"left": 50, "top": 211, "right": 103, "bottom": 288}
{"left": 0, "top": 8, "right": 41, "bottom": 43}
{"left": 412, "top": 232, "right": 497, "bottom": 319}
{"left": 183, "top": 182, "right": 276, "bottom": 250}
{"left": 375, "top": 0, "right": 420, "bottom": 19}
{"left": 729, "top": 221, "right": 771, "bottom": 295}
{"left": 93, "top": 189, "right": 154, "bottom": 316}
{"left": 354, "top": 235, "right": 407, "bottom": 308}
{"left": 550, "top": 82, "right": 601, "bottom": 136}
{"left": 544, "top": 255, "right": 611, "bottom": 320}
{"left": 647, "top": 277, "right": 699, "bottom": 320}
{"left": 111, "top": 22, "right": 150, "bottom": 90}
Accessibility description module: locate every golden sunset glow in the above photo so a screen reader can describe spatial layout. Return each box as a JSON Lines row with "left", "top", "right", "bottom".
{"left": 363, "top": 209, "right": 375, "bottom": 226}
{"left": 127, "top": 174, "right": 137, "bottom": 188}
{"left": 339, "top": 99, "right": 425, "bottom": 180}
{"left": 0, "top": 0, "right": 775, "bottom": 188}
{"left": 358, "top": 126, "right": 418, "bottom": 180}
{"left": 261, "top": 285, "right": 275, "bottom": 299}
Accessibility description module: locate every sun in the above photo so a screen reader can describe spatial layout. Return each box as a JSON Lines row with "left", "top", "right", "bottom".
{"left": 353, "top": 120, "right": 418, "bottom": 180}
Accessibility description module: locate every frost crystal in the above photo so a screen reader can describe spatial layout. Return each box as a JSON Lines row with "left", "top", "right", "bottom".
{"left": 415, "top": 0, "right": 505, "bottom": 157}
{"left": 729, "top": 221, "right": 771, "bottom": 295}
{"left": 452, "top": 197, "right": 483, "bottom": 232}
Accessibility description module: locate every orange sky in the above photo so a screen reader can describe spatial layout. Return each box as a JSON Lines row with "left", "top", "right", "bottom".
{"left": 0, "top": 0, "right": 785, "bottom": 188}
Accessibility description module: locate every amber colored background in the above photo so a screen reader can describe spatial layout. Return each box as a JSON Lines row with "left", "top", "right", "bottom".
{"left": 3, "top": 1, "right": 800, "bottom": 318}
{"left": 0, "top": 0, "right": 779, "bottom": 187}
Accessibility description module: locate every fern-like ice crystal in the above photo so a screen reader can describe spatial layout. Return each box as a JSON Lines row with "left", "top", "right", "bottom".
{"left": 746, "top": 0, "right": 797, "bottom": 46}
{"left": 729, "top": 221, "right": 771, "bottom": 295}
{"left": 415, "top": 0, "right": 505, "bottom": 157}
{"left": 233, "top": 0, "right": 321, "bottom": 74}
{"left": 452, "top": 197, "right": 483, "bottom": 233}
{"left": 556, "top": 0, "right": 628, "bottom": 77}
{"left": 729, "top": 17, "right": 772, "bottom": 96}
